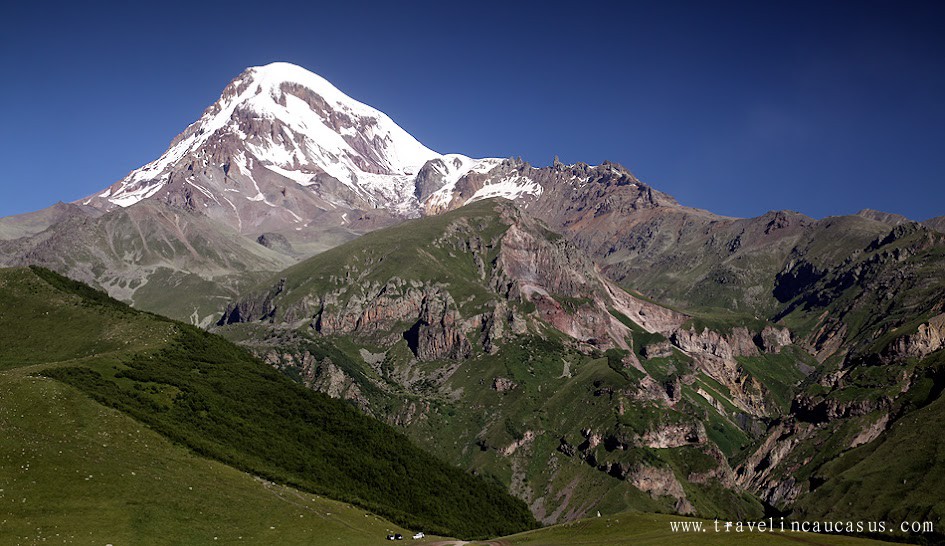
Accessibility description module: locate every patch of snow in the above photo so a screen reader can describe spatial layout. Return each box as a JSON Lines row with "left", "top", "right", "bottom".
{"left": 221, "top": 195, "right": 242, "bottom": 232}
{"left": 108, "top": 180, "right": 164, "bottom": 207}
{"left": 425, "top": 157, "right": 503, "bottom": 209}
{"left": 466, "top": 175, "right": 542, "bottom": 204}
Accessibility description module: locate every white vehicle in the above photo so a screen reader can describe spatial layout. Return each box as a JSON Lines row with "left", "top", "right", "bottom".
{"left": 412, "top": 532, "right": 424, "bottom": 539}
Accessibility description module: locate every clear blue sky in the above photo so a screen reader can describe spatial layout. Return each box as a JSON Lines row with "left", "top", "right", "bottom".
{"left": 2, "top": 1, "right": 943, "bottom": 220}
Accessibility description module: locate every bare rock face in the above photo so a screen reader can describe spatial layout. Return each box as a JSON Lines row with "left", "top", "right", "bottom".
{"left": 314, "top": 282, "right": 472, "bottom": 361}
{"left": 886, "top": 313, "right": 945, "bottom": 360}
{"left": 641, "top": 340, "right": 674, "bottom": 359}
{"left": 221, "top": 201, "right": 697, "bottom": 360}
{"left": 671, "top": 327, "right": 759, "bottom": 360}
{"left": 667, "top": 326, "right": 777, "bottom": 416}
{"left": 221, "top": 278, "right": 285, "bottom": 324}
{"left": 640, "top": 421, "right": 706, "bottom": 448}
{"left": 755, "top": 325, "right": 792, "bottom": 353}
{"left": 849, "top": 413, "right": 889, "bottom": 449}
{"left": 256, "top": 232, "right": 293, "bottom": 254}
{"left": 414, "top": 157, "right": 457, "bottom": 202}
{"left": 627, "top": 466, "right": 693, "bottom": 514}
{"left": 500, "top": 430, "right": 537, "bottom": 456}
{"left": 407, "top": 293, "right": 473, "bottom": 360}
{"left": 735, "top": 420, "right": 807, "bottom": 507}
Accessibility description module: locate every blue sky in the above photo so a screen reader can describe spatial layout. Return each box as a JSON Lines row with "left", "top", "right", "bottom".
{"left": 1, "top": 1, "right": 943, "bottom": 220}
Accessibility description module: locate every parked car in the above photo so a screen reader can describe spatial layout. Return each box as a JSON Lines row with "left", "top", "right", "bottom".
{"left": 413, "top": 531, "right": 425, "bottom": 539}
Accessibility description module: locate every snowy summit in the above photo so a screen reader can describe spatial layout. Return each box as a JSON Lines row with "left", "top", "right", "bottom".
{"left": 82, "top": 62, "right": 541, "bottom": 233}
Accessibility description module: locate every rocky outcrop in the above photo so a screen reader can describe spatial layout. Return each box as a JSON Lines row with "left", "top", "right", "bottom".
{"left": 220, "top": 278, "right": 285, "bottom": 324}
{"left": 221, "top": 201, "right": 701, "bottom": 360}
{"left": 500, "top": 430, "right": 537, "bottom": 456}
{"left": 885, "top": 314, "right": 945, "bottom": 360}
{"left": 849, "top": 413, "right": 889, "bottom": 449}
{"left": 755, "top": 325, "right": 792, "bottom": 353}
{"left": 671, "top": 327, "right": 759, "bottom": 360}
{"left": 493, "top": 377, "right": 518, "bottom": 392}
{"left": 264, "top": 349, "right": 372, "bottom": 414}
{"left": 256, "top": 232, "right": 293, "bottom": 254}
{"left": 669, "top": 326, "right": 773, "bottom": 416}
{"left": 735, "top": 420, "right": 807, "bottom": 507}
{"left": 403, "top": 293, "right": 472, "bottom": 360}
{"left": 641, "top": 339, "right": 674, "bottom": 359}
{"left": 640, "top": 421, "right": 706, "bottom": 448}
{"left": 627, "top": 466, "right": 694, "bottom": 515}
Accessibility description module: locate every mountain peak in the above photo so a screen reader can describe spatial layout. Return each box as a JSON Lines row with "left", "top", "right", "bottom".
{"left": 82, "top": 62, "right": 459, "bottom": 216}
{"left": 239, "top": 62, "right": 360, "bottom": 110}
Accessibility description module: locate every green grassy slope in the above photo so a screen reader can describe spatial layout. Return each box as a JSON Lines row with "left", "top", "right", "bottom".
{"left": 0, "top": 363, "right": 413, "bottom": 545}
{"left": 0, "top": 266, "right": 536, "bottom": 540}
{"left": 252, "top": 198, "right": 515, "bottom": 320}
{"left": 754, "top": 222, "right": 945, "bottom": 529}
{"left": 796, "top": 353, "right": 945, "bottom": 532}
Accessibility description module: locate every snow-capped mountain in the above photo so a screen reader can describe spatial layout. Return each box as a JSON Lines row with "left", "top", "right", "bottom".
{"left": 3, "top": 61, "right": 662, "bottom": 325}
{"left": 82, "top": 62, "right": 541, "bottom": 235}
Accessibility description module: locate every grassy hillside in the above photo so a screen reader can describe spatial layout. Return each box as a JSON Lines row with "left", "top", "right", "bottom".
{"left": 795, "top": 351, "right": 945, "bottom": 535}
{"left": 245, "top": 198, "right": 515, "bottom": 320}
{"left": 0, "top": 266, "right": 536, "bottom": 540}
{"left": 0, "top": 361, "right": 413, "bottom": 544}
{"left": 235, "top": 324, "right": 771, "bottom": 526}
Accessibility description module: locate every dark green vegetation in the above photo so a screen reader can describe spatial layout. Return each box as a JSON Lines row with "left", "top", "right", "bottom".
{"left": 43, "top": 329, "right": 536, "bottom": 538}
{"left": 588, "top": 202, "right": 945, "bottom": 539}
{"left": 0, "top": 266, "right": 536, "bottom": 540}
{"left": 797, "top": 357, "right": 945, "bottom": 528}
{"left": 9, "top": 184, "right": 945, "bottom": 544}
{"left": 238, "top": 327, "right": 771, "bottom": 523}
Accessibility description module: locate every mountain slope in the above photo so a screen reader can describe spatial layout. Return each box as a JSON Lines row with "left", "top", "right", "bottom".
{"left": 732, "top": 221, "right": 945, "bottom": 535}
{"left": 217, "top": 199, "right": 819, "bottom": 525}
{"left": 0, "top": 62, "right": 828, "bottom": 326}
{"left": 0, "top": 200, "right": 292, "bottom": 324}
{"left": 0, "top": 266, "right": 536, "bottom": 539}
{"left": 0, "top": 357, "right": 414, "bottom": 544}
{"left": 0, "top": 201, "right": 101, "bottom": 241}
{"left": 424, "top": 158, "right": 820, "bottom": 317}
{"left": 924, "top": 215, "right": 945, "bottom": 234}
{"left": 2, "top": 59, "right": 944, "bottom": 542}
{"left": 0, "top": 63, "right": 548, "bottom": 322}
